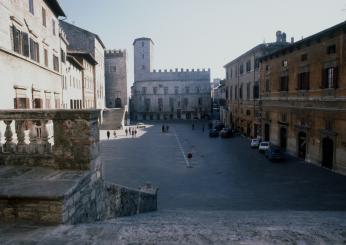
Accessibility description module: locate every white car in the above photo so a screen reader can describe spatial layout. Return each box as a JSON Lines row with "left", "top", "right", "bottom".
{"left": 258, "top": 141, "right": 270, "bottom": 153}
{"left": 250, "top": 138, "right": 260, "bottom": 148}
{"left": 136, "top": 123, "right": 146, "bottom": 128}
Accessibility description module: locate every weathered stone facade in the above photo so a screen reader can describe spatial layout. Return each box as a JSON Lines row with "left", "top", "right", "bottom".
{"left": 131, "top": 38, "right": 211, "bottom": 120}
{"left": 105, "top": 50, "right": 128, "bottom": 108}
{"left": 259, "top": 21, "right": 346, "bottom": 174}
{"left": 224, "top": 32, "right": 289, "bottom": 137}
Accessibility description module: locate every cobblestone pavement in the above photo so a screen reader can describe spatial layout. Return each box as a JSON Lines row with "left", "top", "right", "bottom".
{"left": 1, "top": 211, "right": 346, "bottom": 244}
{"left": 101, "top": 122, "right": 346, "bottom": 211}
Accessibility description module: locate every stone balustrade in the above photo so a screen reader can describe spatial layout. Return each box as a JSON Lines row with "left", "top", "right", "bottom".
{"left": 0, "top": 109, "right": 101, "bottom": 170}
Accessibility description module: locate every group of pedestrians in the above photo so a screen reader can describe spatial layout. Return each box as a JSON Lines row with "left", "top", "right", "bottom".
{"left": 161, "top": 124, "right": 169, "bottom": 133}
{"left": 191, "top": 123, "right": 206, "bottom": 132}
{"left": 106, "top": 127, "right": 138, "bottom": 140}
{"left": 125, "top": 127, "right": 137, "bottom": 138}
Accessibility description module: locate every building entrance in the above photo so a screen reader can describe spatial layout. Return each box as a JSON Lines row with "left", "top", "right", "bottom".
{"left": 264, "top": 124, "right": 270, "bottom": 141}
{"left": 280, "top": 127, "right": 287, "bottom": 150}
{"left": 115, "top": 98, "right": 122, "bottom": 108}
{"left": 322, "top": 137, "right": 334, "bottom": 169}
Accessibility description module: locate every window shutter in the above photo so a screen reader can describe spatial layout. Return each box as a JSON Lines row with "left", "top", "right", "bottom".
{"left": 25, "top": 98, "right": 30, "bottom": 109}
{"left": 334, "top": 67, "right": 339, "bottom": 89}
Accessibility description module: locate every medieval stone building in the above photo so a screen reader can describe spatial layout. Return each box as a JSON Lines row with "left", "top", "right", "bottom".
{"left": 130, "top": 38, "right": 211, "bottom": 121}
{"left": 223, "top": 31, "right": 289, "bottom": 137}
{"left": 260, "top": 21, "right": 346, "bottom": 174}
{"left": 105, "top": 50, "right": 127, "bottom": 108}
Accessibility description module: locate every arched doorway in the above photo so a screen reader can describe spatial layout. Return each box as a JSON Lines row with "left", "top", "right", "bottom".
{"left": 115, "top": 98, "right": 122, "bottom": 108}
{"left": 298, "top": 132, "right": 307, "bottom": 159}
{"left": 322, "top": 137, "right": 334, "bottom": 169}
{"left": 280, "top": 127, "right": 287, "bottom": 150}
{"left": 264, "top": 124, "right": 270, "bottom": 141}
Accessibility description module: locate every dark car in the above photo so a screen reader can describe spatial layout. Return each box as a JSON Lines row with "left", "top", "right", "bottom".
{"left": 265, "top": 146, "right": 283, "bottom": 161}
{"left": 220, "top": 128, "right": 233, "bottom": 138}
{"left": 214, "top": 123, "right": 225, "bottom": 131}
{"left": 209, "top": 129, "right": 219, "bottom": 137}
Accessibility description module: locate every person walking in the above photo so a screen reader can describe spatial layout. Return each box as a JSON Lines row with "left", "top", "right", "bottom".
{"left": 162, "top": 125, "right": 165, "bottom": 133}
{"left": 192, "top": 123, "right": 195, "bottom": 130}
{"left": 113, "top": 131, "right": 117, "bottom": 138}
{"left": 106, "top": 131, "right": 110, "bottom": 140}
{"left": 129, "top": 127, "right": 132, "bottom": 135}
{"left": 125, "top": 128, "right": 128, "bottom": 137}
{"left": 132, "top": 130, "right": 135, "bottom": 138}
{"left": 134, "top": 129, "right": 137, "bottom": 137}
{"left": 202, "top": 125, "right": 205, "bottom": 132}
{"left": 166, "top": 125, "right": 169, "bottom": 132}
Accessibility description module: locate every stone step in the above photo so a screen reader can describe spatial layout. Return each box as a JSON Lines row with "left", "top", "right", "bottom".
{"left": 0, "top": 166, "right": 158, "bottom": 225}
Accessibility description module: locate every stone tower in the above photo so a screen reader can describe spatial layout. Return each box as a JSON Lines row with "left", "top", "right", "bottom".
{"left": 133, "top": 38, "right": 154, "bottom": 82}
{"left": 105, "top": 50, "right": 128, "bottom": 108}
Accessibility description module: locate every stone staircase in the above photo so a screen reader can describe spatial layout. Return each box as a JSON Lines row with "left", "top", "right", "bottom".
{"left": 1, "top": 210, "right": 346, "bottom": 244}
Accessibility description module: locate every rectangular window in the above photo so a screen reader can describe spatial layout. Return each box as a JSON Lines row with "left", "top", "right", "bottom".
{"left": 60, "top": 49, "right": 66, "bottom": 63}
{"left": 158, "top": 98, "right": 163, "bottom": 111}
{"left": 12, "top": 25, "right": 21, "bottom": 54}
{"left": 153, "top": 87, "right": 157, "bottom": 94}
{"left": 239, "top": 85, "right": 243, "bottom": 99}
{"left": 22, "top": 32, "right": 29, "bottom": 57}
{"left": 29, "top": 0, "right": 34, "bottom": 15}
{"left": 164, "top": 87, "right": 168, "bottom": 95}
{"left": 239, "top": 64, "right": 244, "bottom": 74}
{"left": 246, "top": 60, "right": 251, "bottom": 72}
{"left": 185, "top": 86, "right": 190, "bottom": 94}
{"left": 52, "top": 19, "right": 56, "bottom": 36}
{"left": 142, "top": 87, "right": 147, "bottom": 94}
{"left": 174, "top": 86, "right": 179, "bottom": 94}
{"left": 145, "top": 98, "right": 150, "bottom": 111}
{"left": 322, "top": 67, "right": 338, "bottom": 89}
{"left": 230, "top": 86, "right": 233, "bottom": 99}
{"left": 53, "top": 55, "right": 59, "bottom": 72}
{"left": 265, "top": 79, "right": 270, "bottom": 92}
{"left": 254, "top": 59, "right": 260, "bottom": 69}
{"left": 198, "top": 97, "right": 203, "bottom": 106}
{"left": 301, "top": 54, "right": 308, "bottom": 61}
{"left": 169, "top": 98, "right": 174, "bottom": 112}
{"left": 44, "top": 49, "right": 48, "bottom": 67}
{"left": 280, "top": 76, "right": 289, "bottom": 91}
{"left": 29, "top": 38, "right": 39, "bottom": 62}
{"left": 298, "top": 72, "right": 310, "bottom": 90}
{"left": 253, "top": 82, "right": 259, "bottom": 99}
{"left": 183, "top": 98, "right": 188, "bottom": 107}
{"left": 42, "top": 8, "right": 46, "bottom": 27}
{"left": 246, "top": 83, "right": 250, "bottom": 100}
{"left": 327, "top": 45, "right": 336, "bottom": 54}
{"left": 282, "top": 60, "right": 288, "bottom": 67}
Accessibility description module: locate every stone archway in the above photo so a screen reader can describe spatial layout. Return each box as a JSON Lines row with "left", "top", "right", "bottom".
{"left": 322, "top": 137, "right": 334, "bottom": 169}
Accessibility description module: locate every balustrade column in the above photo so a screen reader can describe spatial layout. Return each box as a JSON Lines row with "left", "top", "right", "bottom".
{"left": 4, "top": 120, "right": 15, "bottom": 153}
{"left": 16, "top": 120, "right": 27, "bottom": 153}
{"left": 41, "top": 120, "right": 51, "bottom": 153}
{"left": 28, "top": 121, "right": 38, "bottom": 154}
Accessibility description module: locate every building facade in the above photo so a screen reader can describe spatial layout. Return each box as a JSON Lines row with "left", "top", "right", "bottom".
{"left": 0, "top": 0, "right": 66, "bottom": 110}
{"left": 260, "top": 21, "right": 346, "bottom": 174}
{"left": 131, "top": 38, "right": 211, "bottom": 121}
{"left": 60, "top": 21, "right": 106, "bottom": 110}
{"left": 105, "top": 50, "right": 128, "bottom": 108}
{"left": 224, "top": 32, "right": 289, "bottom": 138}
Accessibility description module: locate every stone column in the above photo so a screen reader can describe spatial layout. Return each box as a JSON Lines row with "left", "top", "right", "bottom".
{"left": 15, "top": 120, "right": 27, "bottom": 153}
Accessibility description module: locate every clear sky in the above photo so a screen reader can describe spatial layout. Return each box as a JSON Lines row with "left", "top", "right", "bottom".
{"left": 58, "top": 0, "right": 346, "bottom": 87}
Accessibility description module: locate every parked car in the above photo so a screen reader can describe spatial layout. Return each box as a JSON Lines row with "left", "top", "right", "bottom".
{"left": 220, "top": 128, "right": 233, "bottom": 138}
{"left": 265, "top": 146, "right": 283, "bottom": 161}
{"left": 209, "top": 129, "right": 219, "bottom": 137}
{"left": 214, "top": 123, "right": 225, "bottom": 131}
{"left": 258, "top": 141, "right": 270, "bottom": 153}
{"left": 250, "top": 138, "right": 260, "bottom": 148}
{"left": 137, "top": 122, "right": 146, "bottom": 128}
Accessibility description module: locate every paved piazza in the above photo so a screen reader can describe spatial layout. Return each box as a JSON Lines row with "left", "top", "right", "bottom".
{"left": 101, "top": 122, "right": 346, "bottom": 211}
